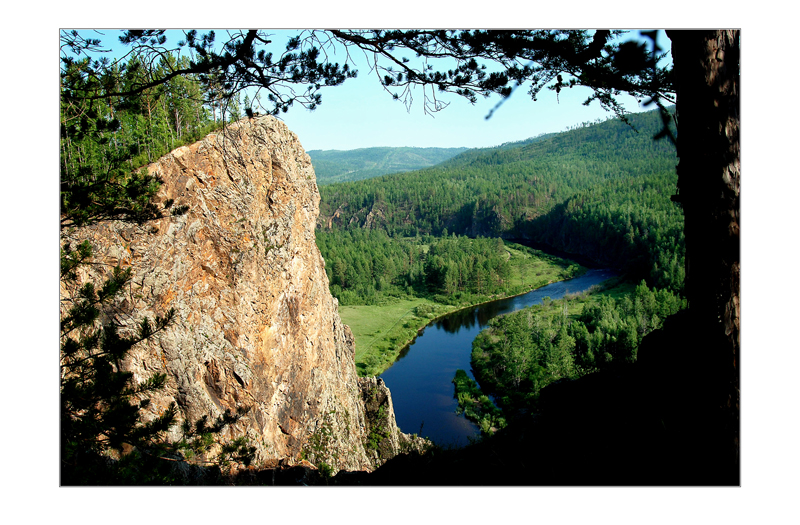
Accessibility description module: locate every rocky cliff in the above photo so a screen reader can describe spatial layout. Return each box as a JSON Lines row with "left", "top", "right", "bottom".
{"left": 60, "top": 116, "right": 424, "bottom": 473}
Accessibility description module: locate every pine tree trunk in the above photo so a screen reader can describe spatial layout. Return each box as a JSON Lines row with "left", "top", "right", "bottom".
{"left": 667, "top": 29, "right": 740, "bottom": 455}
{"left": 175, "top": 108, "right": 182, "bottom": 141}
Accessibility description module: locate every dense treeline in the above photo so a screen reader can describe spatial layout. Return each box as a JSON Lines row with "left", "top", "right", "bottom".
{"left": 570, "top": 282, "right": 686, "bottom": 367}
{"left": 523, "top": 171, "right": 685, "bottom": 292}
{"left": 316, "top": 229, "right": 423, "bottom": 304}
{"left": 464, "top": 280, "right": 686, "bottom": 430}
{"left": 422, "top": 234, "right": 512, "bottom": 300}
{"left": 317, "top": 229, "right": 568, "bottom": 306}
{"left": 61, "top": 50, "right": 229, "bottom": 189}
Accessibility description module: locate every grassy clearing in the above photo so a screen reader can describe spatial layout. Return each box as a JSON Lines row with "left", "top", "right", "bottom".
{"left": 338, "top": 241, "right": 584, "bottom": 377}
{"left": 513, "top": 277, "right": 637, "bottom": 326}
{"left": 340, "top": 298, "right": 457, "bottom": 377}
{"left": 502, "top": 242, "right": 582, "bottom": 294}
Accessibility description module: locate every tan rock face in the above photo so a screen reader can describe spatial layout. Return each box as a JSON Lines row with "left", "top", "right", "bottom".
{"left": 61, "top": 116, "right": 415, "bottom": 472}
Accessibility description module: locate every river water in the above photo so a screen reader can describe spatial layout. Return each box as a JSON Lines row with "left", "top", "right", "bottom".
{"left": 378, "top": 268, "right": 617, "bottom": 448}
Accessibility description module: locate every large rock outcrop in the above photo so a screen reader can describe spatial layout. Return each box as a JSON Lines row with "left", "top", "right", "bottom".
{"left": 60, "top": 116, "right": 420, "bottom": 472}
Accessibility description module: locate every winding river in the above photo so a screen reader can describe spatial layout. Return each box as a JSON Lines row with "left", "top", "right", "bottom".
{"left": 378, "top": 268, "right": 617, "bottom": 448}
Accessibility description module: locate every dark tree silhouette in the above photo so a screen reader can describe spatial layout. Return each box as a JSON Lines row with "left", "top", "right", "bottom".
{"left": 665, "top": 29, "right": 740, "bottom": 464}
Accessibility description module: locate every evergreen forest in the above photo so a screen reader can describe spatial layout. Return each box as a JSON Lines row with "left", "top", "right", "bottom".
{"left": 318, "top": 109, "right": 682, "bottom": 293}
{"left": 60, "top": 51, "right": 245, "bottom": 191}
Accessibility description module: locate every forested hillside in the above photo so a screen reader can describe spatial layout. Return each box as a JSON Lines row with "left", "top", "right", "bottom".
{"left": 523, "top": 171, "right": 685, "bottom": 292}
{"left": 309, "top": 146, "right": 468, "bottom": 185}
{"left": 319, "top": 108, "right": 675, "bottom": 236}
{"left": 318, "top": 108, "right": 681, "bottom": 292}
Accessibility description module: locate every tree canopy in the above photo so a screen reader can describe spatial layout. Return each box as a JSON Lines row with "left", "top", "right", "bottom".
{"left": 61, "top": 29, "right": 675, "bottom": 127}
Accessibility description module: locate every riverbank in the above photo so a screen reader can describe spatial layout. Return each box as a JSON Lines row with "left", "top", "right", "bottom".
{"left": 453, "top": 277, "right": 637, "bottom": 436}
{"left": 341, "top": 242, "right": 588, "bottom": 377}
{"left": 378, "top": 268, "right": 621, "bottom": 446}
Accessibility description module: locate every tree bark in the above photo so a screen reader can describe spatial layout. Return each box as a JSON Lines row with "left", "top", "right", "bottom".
{"left": 667, "top": 29, "right": 740, "bottom": 453}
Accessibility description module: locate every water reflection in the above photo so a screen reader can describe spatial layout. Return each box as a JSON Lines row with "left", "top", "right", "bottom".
{"left": 431, "top": 274, "right": 615, "bottom": 336}
{"left": 379, "top": 269, "right": 617, "bottom": 448}
{"left": 435, "top": 308, "right": 479, "bottom": 333}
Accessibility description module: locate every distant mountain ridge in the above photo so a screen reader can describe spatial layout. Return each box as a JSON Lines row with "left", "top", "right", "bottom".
{"left": 308, "top": 135, "right": 566, "bottom": 186}
{"left": 308, "top": 146, "right": 469, "bottom": 185}
{"left": 433, "top": 132, "right": 559, "bottom": 170}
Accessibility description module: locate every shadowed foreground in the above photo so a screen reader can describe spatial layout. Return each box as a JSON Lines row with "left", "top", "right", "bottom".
{"left": 226, "top": 310, "right": 738, "bottom": 486}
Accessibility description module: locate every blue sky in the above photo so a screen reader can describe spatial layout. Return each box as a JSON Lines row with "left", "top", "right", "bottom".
{"left": 67, "top": 29, "right": 670, "bottom": 152}
{"left": 284, "top": 56, "right": 647, "bottom": 151}
{"left": 278, "top": 30, "right": 672, "bottom": 151}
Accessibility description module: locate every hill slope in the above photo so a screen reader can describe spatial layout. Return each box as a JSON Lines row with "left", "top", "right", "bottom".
{"left": 317, "top": 108, "right": 682, "bottom": 289}
{"left": 309, "top": 146, "right": 469, "bottom": 185}
{"left": 319, "top": 108, "right": 676, "bottom": 236}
